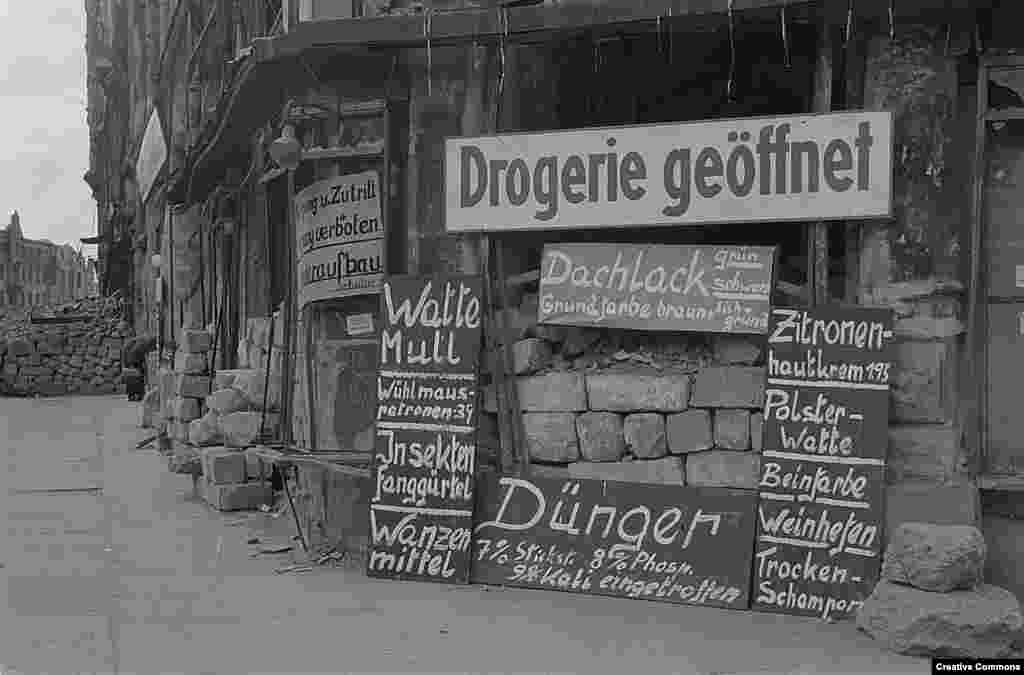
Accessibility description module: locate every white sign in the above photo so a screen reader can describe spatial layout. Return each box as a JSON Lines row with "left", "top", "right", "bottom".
{"left": 136, "top": 109, "right": 168, "bottom": 204}
{"left": 296, "top": 171, "right": 384, "bottom": 309}
{"left": 445, "top": 111, "right": 893, "bottom": 233}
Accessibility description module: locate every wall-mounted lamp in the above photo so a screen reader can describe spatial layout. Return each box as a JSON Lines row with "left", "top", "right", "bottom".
{"left": 269, "top": 124, "right": 302, "bottom": 171}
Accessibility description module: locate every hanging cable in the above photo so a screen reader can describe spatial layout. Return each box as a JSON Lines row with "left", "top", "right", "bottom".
{"left": 498, "top": 7, "right": 509, "bottom": 102}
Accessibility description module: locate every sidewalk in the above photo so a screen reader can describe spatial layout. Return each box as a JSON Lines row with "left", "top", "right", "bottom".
{"left": 3, "top": 397, "right": 931, "bottom": 675}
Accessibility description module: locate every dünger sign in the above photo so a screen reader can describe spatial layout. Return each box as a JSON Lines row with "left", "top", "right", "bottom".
{"left": 445, "top": 112, "right": 892, "bottom": 232}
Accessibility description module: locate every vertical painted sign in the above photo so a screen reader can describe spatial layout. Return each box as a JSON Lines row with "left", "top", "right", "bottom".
{"left": 367, "top": 275, "right": 484, "bottom": 584}
{"left": 752, "top": 306, "right": 895, "bottom": 620}
{"left": 295, "top": 171, "right": 384, "bottom": 308}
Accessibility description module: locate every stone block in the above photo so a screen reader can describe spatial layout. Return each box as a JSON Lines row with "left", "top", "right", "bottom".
{"left": 232, "top": 369, "right": 281, "bottom": 411}
{"left": 576, "top": 412, "right": 625, "bottom": 462}
{"left": 690, "top": 366, "right": 765, "bottom": 408}
{"left": 245, "top": 453, "right": 266, "bottom": 481}
{"left": 199, "top": 447, "right": 247, "bottom": 485}
{"left": 881, "top": 523, "right": 986, "bottom": 592}
{"left": 569, "top": 457, "right": 685, "bottom": 485}
{"left": 213, "top": 369, "right": 250, "bottom": 390}
{"left": 888, "top": 424, "right": 962, "bottom": 483}
{"left": 890, "top": 340, "right": 954, "bottom": 424}
{"left": 560, "top": 327, "right": 601, "bottom": 358}
{"left": 529, "top": 464, "right": 571, "bottom": 480}
{"left": 203, "top": 482, "right": 274, "bottom": 512}
{"left": 586, "top": 373, "right": 690, "bottom": 413}
{"left": 512, "top": 338, "right": 552, "bottom": 376}
{"left": 168, "top": 446, "right": 202, "bottom": 475}
{"left": 170, "top": 397, "right": 201, "bottom": 422}
{"left": 206, "top": 387, "right": 250, "bottom": 415}
{"left": 188, "top": 411, "right": 223, "bottom": 447}
{"left": 521, "top": 412, "right": 580, "bottom": 463}
{"left": 175, "top": 374, "right": 212, "bottom": 399}
{"left": 666, "top": 410, "right": 714, "bottom": 454}
{"left": 712, "top": 335, "right": 762, "bottom": 365}
{"left": 179, "top": 329, "right": 212, "bottom": 354}
{"left": 685, "top": 450, "right": 760, "bottom": 489}
{"left": 856, "top": 581, "right": 1022, "bottom": 658}
{"left": 622, "top": 413, "right": 667, "bottom": 459}
{"left": 517, "top": 372, "right": 587, "bottom": 412}
{"left": 714, "top": 409, "right": 751, "bottom": 450}
{"left": 236, "top": 339, "right": 251, "bottom": 369}
{"left": 221, "top": 411, "right": 263, "bottom": 448}
{"left": 982, "top": 515, "right": 1024, "bottom": 612}
{"left": 9, "top": 339, "right": 33, "bottom": 357}
{"left": 174, "top": 351, "right": 207, "bottom": 375}
{"left": 750, "top": 412, "right": 764, "bottom": 452}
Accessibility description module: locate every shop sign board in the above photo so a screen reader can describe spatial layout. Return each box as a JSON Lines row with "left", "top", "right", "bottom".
{"left": 537, "top": 242, "right": 775, "bottom": 334}
{"left": 136, "top": 109, "right": 167, "bottom": 204}
{"left": 367, "top": 275, "right": 484, "bottom": 584}
{"left": 472, "top": 475, "right": 757, "bottom": 609}
{"left": 751, "top": 306, "right": 895, "bottom": 621}
{"left": 445, "top": 111, "right": 893, "bottom": 232}
{"left": 295, "top": 171, "right": 384, "bottom": 309}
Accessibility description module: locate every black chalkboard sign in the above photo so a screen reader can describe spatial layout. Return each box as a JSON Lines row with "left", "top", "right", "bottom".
{"left": 472, "top": 474, "right": 757, "bottom": 609}
{"left": 366, "top": 275, "right": 484, "bottom": 584}
{"left": 751, "top": 306, "right": 895, "bottom": 620}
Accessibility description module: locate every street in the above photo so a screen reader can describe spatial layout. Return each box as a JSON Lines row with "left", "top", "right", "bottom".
{"left": 2, "top": 395, "right": 930, "bottom": 675}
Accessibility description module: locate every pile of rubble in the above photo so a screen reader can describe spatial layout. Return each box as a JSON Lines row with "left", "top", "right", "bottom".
{"left": 144, "top": 325, "right": 283, "bottom": 512}
{"left": 858, "top": 522, "right": 1024, "bottom": 658}
{"left": 0, "top": 294, "right": 130, "bottom": 397}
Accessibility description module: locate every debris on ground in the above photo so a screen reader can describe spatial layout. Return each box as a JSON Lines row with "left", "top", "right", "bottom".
{"left": 274, "top": 564, "right": 314, "bottom": 575}
{"left": 246, "top": 536, "right": 260, "bottom": 544}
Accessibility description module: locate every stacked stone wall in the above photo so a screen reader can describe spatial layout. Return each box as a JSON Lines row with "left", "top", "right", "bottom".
{"left": 0, "top": 297, "right": 131, "bottom": 397}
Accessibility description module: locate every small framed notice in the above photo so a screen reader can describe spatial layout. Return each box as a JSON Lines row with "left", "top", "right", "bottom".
{"left": 1016, "top": 265, "right": 1024, "bottom": 288}
{"left": 346, "top": 313, "right": 375, "bottom": 336}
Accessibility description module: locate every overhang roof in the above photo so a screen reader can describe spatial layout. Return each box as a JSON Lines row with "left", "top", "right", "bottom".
{"left": 185, "top": 0, "right": 987, "bottom": 206}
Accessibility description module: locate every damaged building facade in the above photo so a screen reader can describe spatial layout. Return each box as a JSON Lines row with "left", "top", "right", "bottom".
{"left": 85, "top": 0, "right": 1024, "bottom": 607}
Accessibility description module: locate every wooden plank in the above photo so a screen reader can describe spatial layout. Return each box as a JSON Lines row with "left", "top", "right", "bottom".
{"left": 482, "top": 237, "right": 516, "bottom": 475}
{"left": 808, "top": 24, "right": 837, "bottom": 307}
{"left": 493, "top": 237, "right": 525, "bottom": 475}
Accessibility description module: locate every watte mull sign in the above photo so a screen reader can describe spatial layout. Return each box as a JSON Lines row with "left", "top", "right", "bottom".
{"left": 295, "top": 171, "right": 384, "bottom": 308}
{"left": 445, "top": 111, "right": 893, "bottom": 232}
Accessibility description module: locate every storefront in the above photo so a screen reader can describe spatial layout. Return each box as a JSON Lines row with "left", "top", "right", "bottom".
{"left": 163, "top": 0, "right": 1024, "bottom": 615}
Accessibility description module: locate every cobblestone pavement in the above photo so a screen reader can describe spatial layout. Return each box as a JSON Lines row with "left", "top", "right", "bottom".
{"left": 1, "top": 395, "right": 929, "bottom": 674}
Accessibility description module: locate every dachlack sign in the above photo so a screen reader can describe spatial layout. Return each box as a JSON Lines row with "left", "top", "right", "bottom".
{"left": 444, "top": 112, "right": 893, "bottom": 232}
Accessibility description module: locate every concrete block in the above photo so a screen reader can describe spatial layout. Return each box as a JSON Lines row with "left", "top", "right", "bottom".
{"left": 576, "top": 412, "right": 625, "bottom": 462}
{"left": 586, "top": 373, "right": 690, "bottom": 412}
{"left": 685, "top": 450, "right": 760, "bottom": 489}
{"left": 213, "top": 369, "right": 250, "bottom": 390}
{"left": 521, "top": 412, "right": 579, "bottom": 463}
{"left": 203, "top": 482, "right": 274, "bottom": 512}
{"left": 176, "top": 374, "right": 212, "bottom": 399}
{"left": 180, "top": 329, "right": 213, "bottom": 354}
{"left": 170, "top": 396, "right": 201, "bottom": 422}
{"left": 888, "top": 424, "right": 963, "bottom": 483}
{"left": 200, "top": 447, "right": 247, "bottom": 485}
{"left": 517, "top": 372, "right": 587, "bottom": 412}
{"left": 714, "top": 409, "right": 751, "bottom": 450}
{"left": 622, "top": 413, "right": 667, "bottom": 459}
{"left": 512, "top": 338, "right": 552, "bottom": 375}
{"left": 666, "top": 410, "right": 714, "bottom": 454}
{"left": 569, "top": 457, "right": 685, "bottom": 485}
{"left": 690, "top": 366, "right": 765, "bottom": 408}
{"left": 245, "top": 453, "right": 266, "bottom": 481}
{"left": 174, "top": 351, "right": 207, "bottom": 374}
